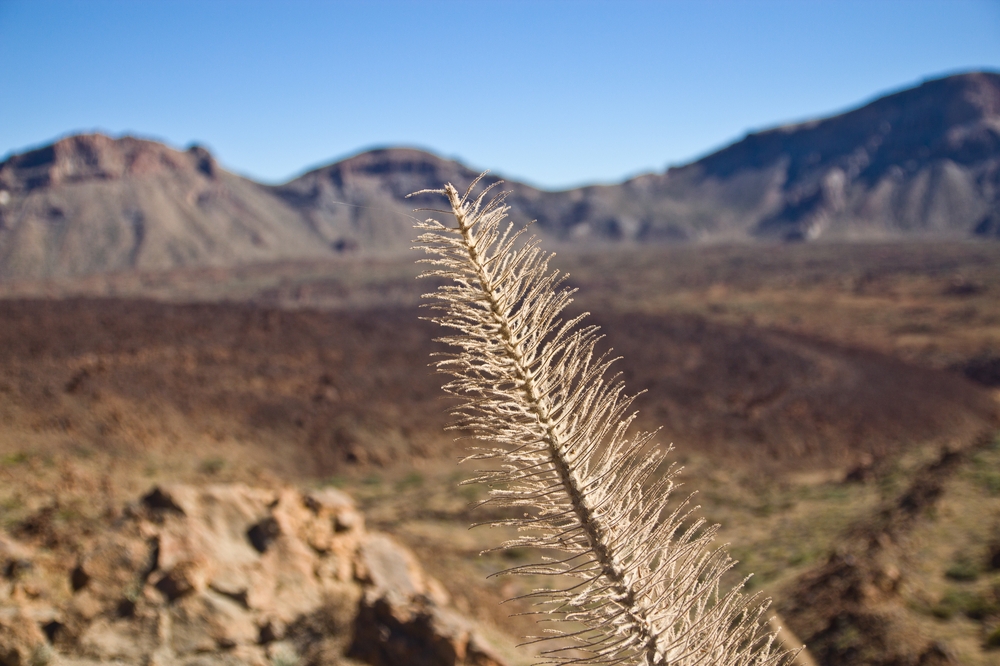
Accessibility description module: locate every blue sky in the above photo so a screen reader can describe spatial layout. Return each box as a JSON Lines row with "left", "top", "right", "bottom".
{"left": 1, "top": 0, "right": 998, "bottom": 189}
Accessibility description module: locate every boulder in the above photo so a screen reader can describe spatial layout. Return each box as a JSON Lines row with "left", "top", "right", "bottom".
{"left": 351, "top": 534, "right": 504, "bottom": 666}
{"left": 0, "top": 607, "right": 50, "bottom": 666}
{"left": 0, "top": 484, "right": 512, "bottom": 666}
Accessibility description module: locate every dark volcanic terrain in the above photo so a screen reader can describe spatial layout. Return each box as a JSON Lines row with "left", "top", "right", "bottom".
{"left": 0, "top": 298, "right": 992, "bottom": 477}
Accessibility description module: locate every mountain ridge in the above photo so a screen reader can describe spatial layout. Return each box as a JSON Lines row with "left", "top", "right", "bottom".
{"left": 1, "top": 71, "right": 998, "bottom": 282}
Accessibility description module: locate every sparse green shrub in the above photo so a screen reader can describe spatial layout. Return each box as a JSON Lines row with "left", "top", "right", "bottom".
{"left": 930, "top": 587, "right": 999, "bottom": 620}
{"left": 1, "top": 451, "right": 28, "bottom": 465}
{"left": 979, "top": 471, "right": 1000, "bottom": 496}
{"left": 931, "top": 589, "right": 977, "bottom": 619}
{"left": 786, "top": 551, "right": 814, "bottom": 567}
{"left": 396, "top": 471, "right": 424, "bottom": 490}
{"left": 458, "top": 484, "right": 481, "bottom": 503}
{"left": 199, "top": 457, "right": 225, "bottom": 475}
{"left": 962, "top": 590, "right": 1000, "bottom": 621}
{"left": 320, "top": 475, "right": 346, "bottom": 488}
{"left": 986, "top": 624, "right": 1000, "bottom": 648}
{"left": 945, "top": 557, "right": 981, "bottom": 582}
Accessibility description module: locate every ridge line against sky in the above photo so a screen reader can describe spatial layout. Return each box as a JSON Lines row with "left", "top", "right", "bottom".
{"left": 2, "top": 0, "right": 999, "bottom": 190}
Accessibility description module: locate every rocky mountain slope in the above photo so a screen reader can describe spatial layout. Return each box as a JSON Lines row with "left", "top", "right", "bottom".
{"left": 639, "top": 70, "right": 1000, "bottom": 242}
{"left": 0, "top": 72, "right": 997, "bottom": 282}
{"left": 0, "top": 135, "right": 335, "bottom": 282}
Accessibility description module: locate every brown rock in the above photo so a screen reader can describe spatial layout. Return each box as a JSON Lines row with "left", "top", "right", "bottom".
{"left": 77, "top": 614, "right": 159, "bottom": 662}
{"left": 169, "top": 590, "right": 258, "bottom": 654}
{"left": 250, "top": 531, "right": 323, "bottom": 623}
{"left": 355, "top": 533, "right": 449, "bottom": 606}
{"left": 356, "top": 534, "right": 427, "bottom": 602}
{"left": 350, "top": 595, "right": 505, "bottom": 666}
{"left": 151, "top": 484, "right": 273, "bottom": 572}
{"left": 0, "top": 535, "right": 34, "bottom": 579}
{"left": 0, "top": 607, "right": 51, "bottom": 666}
{"left": 350, "top": 534, "right": 504, "bottom": 666}
{"left": 1, "top": 484, "right": 512, "bottom": 666}
{"left": 153, "top": 557, "right": 212, "bottom": 602}
{"left": 301, "top": 488, "right": 359, "bottom": 554}
{"left": 283, "top": 586, "right": 362, "bottom": 665}
{"left": 305, "top": 487, "right": 364, "bottom": 533}
{"left": 71, "top": 532, "right": 157, "bottom": 613}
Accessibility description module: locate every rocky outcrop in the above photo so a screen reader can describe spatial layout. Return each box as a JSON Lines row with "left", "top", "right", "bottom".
{"left": 0, "top": 484, "right": 510, "bottom": 666}
{"left": 0, "top": 135, "right": 218, "bottom": 192}
{"left": 349, "top": 535, "right": 503, "bottom": 666}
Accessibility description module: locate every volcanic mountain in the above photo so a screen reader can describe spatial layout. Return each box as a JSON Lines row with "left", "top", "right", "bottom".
{"left": 641, "top": 69, "right": 1000, "bottom": 242}
{"left": 0, "top": 135, "right": 334, "bottom": 281}
{"left": 0, "top": 71, "right": 998, "bottom": 282}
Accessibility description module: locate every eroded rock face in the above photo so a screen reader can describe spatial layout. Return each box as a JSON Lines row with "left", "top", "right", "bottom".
{"left": 350, "top": 535, "right": 504, "bottom": 666}
{"left": 0, "top": 484, "right": 510, "bottom": 666}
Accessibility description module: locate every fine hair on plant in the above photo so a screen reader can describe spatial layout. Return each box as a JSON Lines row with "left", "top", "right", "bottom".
{"left": 411, "top": 175, "right": 798, "bottom": 666}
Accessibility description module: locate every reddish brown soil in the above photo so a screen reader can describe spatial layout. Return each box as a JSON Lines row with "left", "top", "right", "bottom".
{"left": 597, "top": 312, "right": 998, "bottom": 466}
{"left": 0, "top": 298, "right": 993, "bottom": 481}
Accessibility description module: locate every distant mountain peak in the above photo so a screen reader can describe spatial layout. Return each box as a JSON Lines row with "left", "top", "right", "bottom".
{"left": 0, "top": 133, "right": 221, "bottom": 194}
{"left": 286, "top": 146, "right": 480, "bottom": 187}
{"left": 278, "top": 145, "right": 493, "bottom": 203}
{"left": 659, "top": 70, "right": 1000, "bottom": 241}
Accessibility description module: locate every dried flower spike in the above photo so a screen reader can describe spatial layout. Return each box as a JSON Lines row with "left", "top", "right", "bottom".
{"left": 412, "top": 175, "right": 796, "bottom": 666}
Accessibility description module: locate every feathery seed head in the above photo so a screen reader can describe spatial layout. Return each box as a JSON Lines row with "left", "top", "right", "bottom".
{"left": 413, "top": 175, "right": 799, "bottom": 666}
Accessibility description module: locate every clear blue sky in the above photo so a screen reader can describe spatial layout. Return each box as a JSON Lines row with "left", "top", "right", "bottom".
{"left": 2, "top": 0, "right": 998, "bottom": 189}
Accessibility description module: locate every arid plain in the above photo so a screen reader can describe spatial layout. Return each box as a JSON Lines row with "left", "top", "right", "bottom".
{"left": 1, "top": 240, "right": 999, "bottom": 664}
